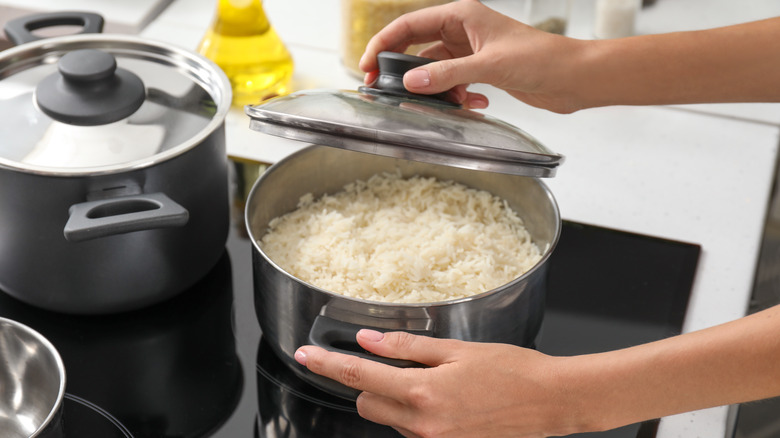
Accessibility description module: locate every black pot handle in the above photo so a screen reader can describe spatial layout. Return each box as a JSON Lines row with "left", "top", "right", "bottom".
{"left": 64, "top": 193, "right": 189, "bottom": 242}
{"left": 308, "top": 314, "right": 429, "bottom": 369}
{"left": 4, "top": 11, "right": 104, "bottom": 46}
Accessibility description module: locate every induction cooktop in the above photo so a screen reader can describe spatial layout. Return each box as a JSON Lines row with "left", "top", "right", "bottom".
{"left": 0, "top": 176, "right": 700, "bottom": 438}
{"left": 252, "top": 220, "right": 700, "bottom": 438}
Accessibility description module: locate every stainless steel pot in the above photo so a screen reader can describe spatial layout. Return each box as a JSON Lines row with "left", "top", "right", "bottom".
{"left": 245, "top": 52, "right": 563, "bottom": 399}
{"left": 0, "top": 317, "right": 66, "bottom": 438}
{"left": 246, "top": 146, "right": 561, "bottom": 399}
{"left": 0, "top": 13, "right": 232, "bottom": 314}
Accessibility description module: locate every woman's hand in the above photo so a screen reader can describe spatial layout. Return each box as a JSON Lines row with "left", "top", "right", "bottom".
{"left": 294, "top": 304, "right": 780, "bottom": 437}
{"left": 359, "top": 0, "right": 780, "bottom": 111}
{"left": 294, "top": 330, "right": 586, "bottom": 438}
{"left": 358, "top": 0, "right": 587, "bottom": 113}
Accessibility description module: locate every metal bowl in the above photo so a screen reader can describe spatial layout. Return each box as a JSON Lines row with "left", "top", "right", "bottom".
{"left": 0, "top": 317, "right": 66, "bottom": 438}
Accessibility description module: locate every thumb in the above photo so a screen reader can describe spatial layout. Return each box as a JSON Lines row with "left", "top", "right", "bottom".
{"left": 356, "top": 329, "right": 460, "bottom": 366}
{"left": 403, "top": 56, "right": 485, "bottom": 95}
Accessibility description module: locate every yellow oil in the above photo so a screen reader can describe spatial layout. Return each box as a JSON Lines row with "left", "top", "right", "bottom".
{"left": 198, "top": 0, "right": 294, "bottom": 106}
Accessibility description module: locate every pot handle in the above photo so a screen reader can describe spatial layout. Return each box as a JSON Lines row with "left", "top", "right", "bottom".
{"left": 4, "top": 11, "right": 104, "bottom": 46}
{"left": 64, "top": 192, "right": 189, "bottom": 242}
{"left": 308, "top": 315, "right": 428, "bottom": 369}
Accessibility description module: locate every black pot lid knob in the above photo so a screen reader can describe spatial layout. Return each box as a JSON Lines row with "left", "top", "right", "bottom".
{"left": 359, "top": 51, "right": 457, "bottom": 107}
{"left": 35, "top": 49, "right": 145, "bottom": 126}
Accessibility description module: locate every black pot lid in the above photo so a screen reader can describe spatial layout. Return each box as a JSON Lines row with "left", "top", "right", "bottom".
{"left": 0, "top": 34, "right": 230, "bottom": 174}
{"left": 245, "top": 52, "right": 563, "bottom": 177}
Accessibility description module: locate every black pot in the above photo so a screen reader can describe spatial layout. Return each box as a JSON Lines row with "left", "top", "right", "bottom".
{"left": 0, "top": 13, "right": 232, "bottom": 314}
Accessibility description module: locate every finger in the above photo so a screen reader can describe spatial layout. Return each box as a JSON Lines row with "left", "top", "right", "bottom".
{"left": 295, "top": 345, "right": 417, "bottom": 399}
{"left": 463, "top": 91, "right": 489, "bottom": 109}
{"left": 402, "top": 55, "right": 490, "bottom": 95}
{"left": 356, "top": 391, "right": 410, "bottom": 428}
{"left": 363, "top": 69, "right": 379, "bottom": 86}
{"left": 394, "top": 426, "right": 421, "bottom": 438}
{"left": 356, "top": 392, "right": 424, "bottom": 438}
{"left": 356, "top": 329, "right": 461, "bottom": 366}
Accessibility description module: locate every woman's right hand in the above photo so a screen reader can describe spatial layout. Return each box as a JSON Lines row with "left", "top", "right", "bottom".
{"left": 359, "top": 0, "right": 780, "bottom": 112}
{"left": 358, "top": 0, "right": 589, "bottom": 113}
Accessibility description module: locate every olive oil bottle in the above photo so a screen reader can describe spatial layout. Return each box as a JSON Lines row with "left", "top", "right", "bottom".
{"left": 198, "top": 0, "right": 294, "bottom": 106}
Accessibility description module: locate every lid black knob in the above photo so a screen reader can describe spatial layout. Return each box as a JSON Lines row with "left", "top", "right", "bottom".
{"left": 36, "top": 49, "right": 145, "bottom": 126}
{"left": 374, "top": 51, "right": 431, "bottom": 95}
{"left": 360, "top": 51, "right": 458, "bottom": 107}
{"left": 58, "top": 49, "right": 116, "bottom": 82}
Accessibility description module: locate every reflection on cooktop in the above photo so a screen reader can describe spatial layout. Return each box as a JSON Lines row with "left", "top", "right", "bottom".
{"left": 63, "top": 393, "right": 134, "bottom": 438}
{"left": 255, "top": 337, "right": 401, "bottom": 438}
{"left": 0, "top": 252, "right": 244, "bottom": 438}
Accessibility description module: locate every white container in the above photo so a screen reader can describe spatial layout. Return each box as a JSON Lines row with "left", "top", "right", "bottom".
{"left": 594, "top": 0, "right": 641, "bottom": 39}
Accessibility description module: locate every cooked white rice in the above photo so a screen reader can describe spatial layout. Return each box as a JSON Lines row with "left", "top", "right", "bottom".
{"left": 259, "top": 171, "right": 542, "bottom": 303}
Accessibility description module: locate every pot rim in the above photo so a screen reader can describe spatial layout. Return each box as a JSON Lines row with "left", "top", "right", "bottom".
{"left": 0, "top": 316, "right": 66, "bottom": 437}
{"left": 0, "top": 34, "right": 232, "bottom": 177}
{"left": 245, "top": 145, "right": 562, "bottom": 308}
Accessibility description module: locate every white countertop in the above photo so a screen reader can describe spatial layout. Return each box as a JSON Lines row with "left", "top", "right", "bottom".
{"left": 4, "top": 0, "right": 779, "bottom": 436}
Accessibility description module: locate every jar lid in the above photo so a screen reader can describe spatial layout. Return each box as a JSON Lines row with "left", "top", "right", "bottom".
{"left": 245, "top": 52, "right": 564, "bottom": 177}
{"left": 0, "top": 32, "right": 230, "bottom": 174}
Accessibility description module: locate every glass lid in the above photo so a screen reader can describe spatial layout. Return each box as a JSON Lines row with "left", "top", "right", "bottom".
{"left": 246, "top": 52, "right": 564, "bottom": 177}
{"left": 0, "top": 34, "right": 229, "bottom": 174}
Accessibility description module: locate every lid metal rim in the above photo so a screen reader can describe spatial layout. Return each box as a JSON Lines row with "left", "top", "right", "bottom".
{"left": 246, "top": 101, "right": 564, "bottom": 167}
{"left": 0, "top": 123, "right": 223, "bottom": 176}
{"left": 0, "top": 34, "right": 232, "bottom": 176}
{"left": 245, "top": 89, "right": 564, "bottom": 164}
{"left": 249, "top": 119, "right": 559, "bottom": 177}
{"left": 251, "top": 114, "right": 562, "bottom": 164}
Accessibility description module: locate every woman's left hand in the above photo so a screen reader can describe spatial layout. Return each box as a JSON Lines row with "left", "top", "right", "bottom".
{"left": 294, "top": 329, "right": 581, "bottom": 438}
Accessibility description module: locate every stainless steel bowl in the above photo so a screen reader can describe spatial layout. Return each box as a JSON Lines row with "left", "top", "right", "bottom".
{"left": 0, "top": 317, "right": 66, "bottom": 438}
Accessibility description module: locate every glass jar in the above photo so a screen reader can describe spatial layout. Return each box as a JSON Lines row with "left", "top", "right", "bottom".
{"left": 341, "top": 0, "right": 450, "bottom": 78}
{"left": 528, "top": 0, "right": 572, "bottom": 35}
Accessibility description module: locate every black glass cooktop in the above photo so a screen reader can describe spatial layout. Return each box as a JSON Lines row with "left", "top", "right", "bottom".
{"left": 0, "top": 186, "right": 700, "bottom": 438}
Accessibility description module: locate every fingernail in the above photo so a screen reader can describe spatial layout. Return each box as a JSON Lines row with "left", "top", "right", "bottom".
{"left": 294, "top": 348, "right": 308, "bottom": 366}
{"left": 405, "top": 69, "right": 431, "bottom": 88}
{"left": 469, "top": 96, "right": 488, "bottom": 109}
{"left": 358, "top": 329, "right": 385, "bottom": 342}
